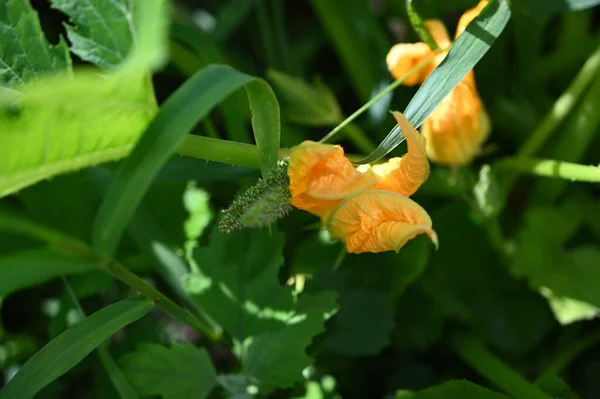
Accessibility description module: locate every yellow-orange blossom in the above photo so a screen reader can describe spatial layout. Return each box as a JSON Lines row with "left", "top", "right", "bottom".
{"left": 386, "top": 1, "right": 491, "bottom": 166}
{"left": 288, "top": 112, "right": 437, "bottom": 254}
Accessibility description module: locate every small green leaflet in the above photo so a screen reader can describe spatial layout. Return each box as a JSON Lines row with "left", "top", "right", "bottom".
{"left": 0, "top": 0, "right": 71, "bottom": 86}
{"left": 358, "top": 0, "right": 511, "bottom": 164}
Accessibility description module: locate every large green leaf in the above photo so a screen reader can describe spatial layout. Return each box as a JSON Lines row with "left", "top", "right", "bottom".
{"left": 93, "top": 64, "right": 280, "bottom": 256}
{"left": 0, "top": 296, "right": 154, "bottom": 399}
{"left": 242, "top": 292, "right": 338, "bottom": 388}
{"left": 358, "top": 0, "right": 511, "bottom": 164}
{"left": 0, "top": 248, "right": 98, "bottom": 297}
{"left": 121, "top": 343, "right": 217, "bottom": 399}
{"left": 0, "top": 0, "right": 169, "bottom": 198}
{"left": 188, "top": 228, "right": 294, "bottom": 340}
{"left": 0, "top": 71, "right": 153, "bottom": 198}
{"left": 0, "top": 0, "right": 71, "bottom": 86}
{"left": 49, "top": 0, "right": 167, "bottom": 70}
{"left": 323, "top": 288, "right": 395, "bottom": 356}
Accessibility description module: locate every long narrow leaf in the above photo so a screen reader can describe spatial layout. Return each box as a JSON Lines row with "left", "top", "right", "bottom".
{"left": 0, "top": 249, "right": 98, "bottom": 297}
{"left": 358, "top": 0, "right": 511, "bottom": 164}
{"left": 93, "top": 65, "right": 280, "bottom": 256}
{"left": 0, "top": 296, "right": 154, "bottom": 399}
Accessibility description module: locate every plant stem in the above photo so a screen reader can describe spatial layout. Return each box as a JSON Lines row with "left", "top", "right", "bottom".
{"left": 319, "top": 49, "right": 442, "bottom": 145}
{"left": 178, "top": 135, "right": 289, "bottom": 169}
{"left": 519, "top": 43, "right": 600, "bottom": 157}
{"left": 453, "top": 334, "right": 553, "bottom": 399}
{"left": 495, "top": 157, "right": 600, "bottom": 183}
{"left": 540, "top": 330, "right": 600, "bottom": 377}
{"left": 102, "top": 258, "right": 220, "bottom": 341}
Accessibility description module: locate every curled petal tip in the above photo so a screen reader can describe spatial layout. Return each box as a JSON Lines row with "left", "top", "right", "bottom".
{"left": 326, "top": 190, "right": 435, "bottom": 254}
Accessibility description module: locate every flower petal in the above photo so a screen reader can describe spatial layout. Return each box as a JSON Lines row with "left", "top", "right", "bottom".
{"left": 420, "top": 77, "right": 490, "bottom": 166}
{"left": 325, "top": 190, "right": 438, "bottom": 254}
{"left": 288, "top": 141, "right": 376, "bottom": 216}
{"left": 455, "top": 0, "right": 489, "bottom": 39}
{"left": 369, "top": 111, "right": 430, "bottom": 196}
{"left": 423, "top": 20, "right": 451, "bottom": 49}
{"left": 386, "top": 42, "right": 432, "bottom": 85}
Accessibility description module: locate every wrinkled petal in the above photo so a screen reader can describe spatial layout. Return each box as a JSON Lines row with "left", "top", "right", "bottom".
{"left": 420, "top": 76, "right": 491, "bottom": 166}
{"left": 288, "top": 141, "right": 376, "bottom": 216}
{"left": 386, "top": 42, "right": 433, "bottom": 85}
{"left": 368, "top": 111, "right": 430, "bottom": 196}
{"left": 455, "top": 0, "right": 489, "bottom": 39}
{"left": 325, "top": 190, "right": 438, "bottom": 254}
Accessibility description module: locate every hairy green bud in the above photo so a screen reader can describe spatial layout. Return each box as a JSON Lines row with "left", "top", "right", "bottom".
{"left": 219, "top": 159, "right": 292, "bottom": 233}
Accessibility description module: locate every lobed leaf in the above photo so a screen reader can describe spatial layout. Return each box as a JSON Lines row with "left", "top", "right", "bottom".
{"left": 0, "top": 0, "right": 71, "bottom": 87}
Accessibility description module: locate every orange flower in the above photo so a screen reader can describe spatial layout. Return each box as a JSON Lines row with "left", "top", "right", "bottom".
{"left": 385, "top": 0, "right": 491, "bottom": 166}
{"left": 287, "top": 112, "right": 437, "bottom": 254}
{"left": 287, "top": 141, "right": 376, "bottom": 217}
{"left": 325, "top": 190, "right": 438, "bottom": 254}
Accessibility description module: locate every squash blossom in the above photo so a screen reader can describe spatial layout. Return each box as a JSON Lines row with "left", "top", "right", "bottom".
{"left": 288, "top": 112, "right": 437, "bottom": 254}
{"left": 386, "top": 0, "right": 491, "bottom": 166}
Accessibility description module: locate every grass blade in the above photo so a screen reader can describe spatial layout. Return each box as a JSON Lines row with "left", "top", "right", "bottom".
{"left": 245, "top": 80, "right": 280, "bottom": 175}
{"left": 0, "top": 249, "right": 98, "bottom": 297}
{"left": 358, "top": 0, "right": 511, "bottom": 164}
{"left": 0, "top": 296, "right": 154, "bottom": 399}
{"left": 93, "top": 64, "right": 280, "bottom": 256}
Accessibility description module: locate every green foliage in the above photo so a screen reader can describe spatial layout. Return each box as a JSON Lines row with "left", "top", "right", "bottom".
{"left": 0, "top": 72, "right": 153, "bottom": 198}
{"left": 0, "top": 0, "right": 71, "bottom": 86}
{"left": 267, "top": 70, "right": 343, "bottom": 126}
{"left": 121, "top": 343, "right": 217, "bottom": 399}
{"left": 0, "top": 249, "right": 97, "bottom": 297}
{"left": 242, "top": 292, "right": 337, "bottom": 388}
{"left": 0, "top": 296, "right": 154, "bottom": 399}
{"left": 189, "top": 228, "right": 294, "bottom": 340}
{"left": 406, "top": 380, "right": 511, "bottom": 398}
{"left": 49, "top": 0, "right": 167, "bottom": 70}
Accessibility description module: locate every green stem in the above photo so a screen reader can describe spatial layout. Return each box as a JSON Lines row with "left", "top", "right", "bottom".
{"left": 319, "top": 50, "right": 442, "bottom": 145}
{"left": 2, "top": 212, "right": 220, "bottom": 341}
{"left": 178, "top": 135, "right": 289, "bottom": 168}
{"left": 496, "top": 157, "right": 600, "bottom": 183}
{"left": 102, "top": 258, "right": 220, "bottom": 341}
{"left": 519, "top": 43, "right": 600, "bottom": 157}
{"left": 540, "top": 330, "right": 600, "bottom": 377}
{"left": 334, "top": 122, "right": 377, "bottom": 153}
{"left": 453, "top": 334, "right": 553, "bottom": 399}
